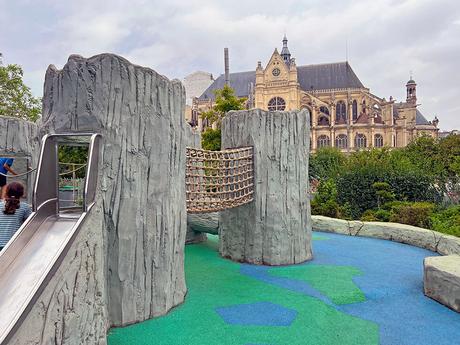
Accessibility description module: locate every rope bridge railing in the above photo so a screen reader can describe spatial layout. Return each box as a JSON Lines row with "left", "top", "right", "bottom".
{"left": 186, "top": 146, "right": 254, "bottom": 213}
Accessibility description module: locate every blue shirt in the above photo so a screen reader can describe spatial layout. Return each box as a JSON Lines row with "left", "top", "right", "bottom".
{"left": 0, "top": 158, "right": 14, "bottom": 175}
{"left": 0, "top": 201, "right": 32, "bottom": 247}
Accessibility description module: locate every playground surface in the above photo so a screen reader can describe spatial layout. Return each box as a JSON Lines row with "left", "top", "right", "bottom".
{"left": 108, "top": 232, "right": 460, "bottom": 345}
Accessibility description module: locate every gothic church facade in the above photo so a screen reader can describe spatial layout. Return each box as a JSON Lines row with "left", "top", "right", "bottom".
{"left": 192, "top": 37, "right": 439, "bottom": 152}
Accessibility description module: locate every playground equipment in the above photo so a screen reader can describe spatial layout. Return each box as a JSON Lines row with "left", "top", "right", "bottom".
{"left": 0, "top": 53, "right": 312, "bottom": 344}
{"left": 186, "top": 146, "right": 254, "bottom": 213}
{"left": 0, "top": 133, "right": 101, "bottom": 344}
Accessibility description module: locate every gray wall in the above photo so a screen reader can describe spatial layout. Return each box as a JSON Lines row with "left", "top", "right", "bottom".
{"left": 0, "top": 116, "right": 40, "bottom": 201}
{"left": 219, "top": 109, "right": 312, "bottom": 265}
{"left": 40, "top": 54, "right": 187, "bottom": 326}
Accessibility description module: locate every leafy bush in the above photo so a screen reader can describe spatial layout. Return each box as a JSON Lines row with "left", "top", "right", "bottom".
{"left": 201, "top": 128, "right": 221, "bottom": 151}
{"left": 387, "top": 201, "right": 436, "bottom": 228}
{"left": 360, "top": 209, "right": 391, "bottom": 222}
{"left": 430, "top": 205, "right": 460, "bottom": 237}
{"left": 311, "top": 179, "right": 351, "bottom": 219}
{"left": 336, "top": 155, "right": 439, "bottom": 219}
{"left": 309, "top": 147, "right": 346, "bottom": 180}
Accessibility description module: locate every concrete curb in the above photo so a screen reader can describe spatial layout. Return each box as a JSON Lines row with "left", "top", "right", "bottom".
{"left": 312, "top": 215, "right": 460, "bottom": 256}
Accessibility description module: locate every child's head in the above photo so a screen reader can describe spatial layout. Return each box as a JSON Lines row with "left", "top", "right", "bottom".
{"left": 3, "top": 182, "right": 25, "bottom": 215}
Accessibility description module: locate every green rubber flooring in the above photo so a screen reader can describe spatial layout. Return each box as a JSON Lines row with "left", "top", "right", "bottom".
{"left": 108, "top": 234, "right": 378, "bottom": 345}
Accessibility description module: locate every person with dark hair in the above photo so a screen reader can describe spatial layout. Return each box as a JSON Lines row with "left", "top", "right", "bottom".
{"left": 0, "top": 182, "right": 31, "bottom": 251}
{"left": 0, "top": 157, "right": 18, "bottom": 199}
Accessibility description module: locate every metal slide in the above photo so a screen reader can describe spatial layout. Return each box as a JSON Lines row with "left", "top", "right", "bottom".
{"left": 0, "top": 133, "right": 101, "bottom": 344}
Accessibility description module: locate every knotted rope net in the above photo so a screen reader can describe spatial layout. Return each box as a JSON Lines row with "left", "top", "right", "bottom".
{"left": 186, "top": 147, "right": 254, "bottom": 213}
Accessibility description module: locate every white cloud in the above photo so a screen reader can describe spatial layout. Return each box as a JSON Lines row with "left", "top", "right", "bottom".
{"left": 1, "top": 0, "right": 460, "bottom": 130}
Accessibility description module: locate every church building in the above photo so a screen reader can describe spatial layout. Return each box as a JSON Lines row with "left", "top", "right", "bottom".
{"left": 192, "top": 37, "right": 439, "bottom": 152}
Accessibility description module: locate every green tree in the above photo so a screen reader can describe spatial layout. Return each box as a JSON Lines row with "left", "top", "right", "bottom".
{"left": 58, "top": 145, "right": 88, "bottom": 178}
{"left": 200, "top": 85, "right": 246, "bottom": 128}
{"left": 309, "top": 147, "right": 346, "bottom": 180}
{"left": 200, "top": 85, "right": 246, "bottom": 150}
{"left": 0, "top": 64, "right": 41, "bottom": 122}
{"left": 201, "top": 128, "right": 222, "bottom": 151}
{"left": 372, "top": 182, "right": 395, "bottom": 208}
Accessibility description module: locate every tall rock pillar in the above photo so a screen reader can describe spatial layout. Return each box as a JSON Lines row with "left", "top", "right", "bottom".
{"left": 219, "top": 109, "right": 312, "bottom": 265}
{"left": 41, "top": 54, "right": 187, "bottom": 326}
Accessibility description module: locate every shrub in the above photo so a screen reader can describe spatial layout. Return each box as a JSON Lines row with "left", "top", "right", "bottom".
{"left": 309, "top": 147, "right": 346, "bottom": 180}
{"left": 360, "top": 210, "right": 378, "bottom": 222}
{"left": 360, "top": 209, "right": 391, "bottom": 222}
{"left": 201, "top": 128, "right": 221, "bottom": 151}
{"left": 311, "top": 179, "right": 351, "bottom": 219}
{"left": 430, "top": 205, "right": 460, "bottom": 237}
{"left": 388, "top": 201, "right": 436, "bottom": 228}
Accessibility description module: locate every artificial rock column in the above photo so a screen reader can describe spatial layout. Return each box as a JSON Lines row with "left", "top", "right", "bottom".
{"left": 41, "top": 54, "right": 187, "bottom": 327}
{"left": 219, "top": 109, "right": 312, "bottom": 265}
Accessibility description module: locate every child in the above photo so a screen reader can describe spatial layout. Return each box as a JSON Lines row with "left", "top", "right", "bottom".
{"left": 0, "top": 157, "right": 18, "bottom": 199}
{"left": 0, "top": 182, "right": 31, "bottom": 251}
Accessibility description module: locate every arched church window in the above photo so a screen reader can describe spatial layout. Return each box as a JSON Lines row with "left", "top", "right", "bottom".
{"left": 317, "top": 135, "right": 330, "bottom": 148}
{"left": 319, "top": 106, "right": 330, "bottom": 116}
{"left": 374, "top": 134, "right": 384, "bottom": 148}
{"left": 318, "top": 116, "right": 330, "bottom": 126}
{"left": 335, "top": 134, "right": 348, "bottom": 149}
{"left": 352, "top": 100, "right": 358, "bottom": 121}
{"left": 355, "top": 133, "right": 367, "bottom": 149}
{"left": 318, "top": 106, "right": 330, "bottom": 126}
{"left": 268, "top": 97, "right": 286, "bottom": 111}
{"left": 336, "top": 101, "right": 347, "bottom": 123}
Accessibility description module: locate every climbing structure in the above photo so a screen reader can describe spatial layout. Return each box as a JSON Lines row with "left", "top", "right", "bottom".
{"left": 186, "top": 146, "right": 254, "bottom": 213}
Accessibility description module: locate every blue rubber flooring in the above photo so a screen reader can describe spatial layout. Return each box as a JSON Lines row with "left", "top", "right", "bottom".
{"left": 241, "top": 232, "right": 460, "bottom": 345}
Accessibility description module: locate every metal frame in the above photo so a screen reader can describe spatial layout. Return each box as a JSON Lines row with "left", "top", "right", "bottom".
{"left": 0, "top": 133, "right": 102, "bottom": 345}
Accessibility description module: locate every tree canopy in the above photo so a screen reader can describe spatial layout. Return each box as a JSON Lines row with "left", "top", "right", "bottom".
{"left": 200, "top": 85, "right": 246, "bottom": 151}
{"left": 200, "top": 85, "right": 246, "bottom": 128}
{"left": 0, "top": 64, "right": 41, "bottom": 122}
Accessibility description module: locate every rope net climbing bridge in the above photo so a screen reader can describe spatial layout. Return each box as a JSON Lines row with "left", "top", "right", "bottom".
{"left": 186, "top": 147, "right": 254, "bottom": 213}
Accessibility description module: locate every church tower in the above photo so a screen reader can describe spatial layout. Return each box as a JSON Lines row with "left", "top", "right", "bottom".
{"left": 406, "top": 76, "right": 417, "bottom": 104}
{"left": 280, "top": 35, "right": 291, "bottom": 64}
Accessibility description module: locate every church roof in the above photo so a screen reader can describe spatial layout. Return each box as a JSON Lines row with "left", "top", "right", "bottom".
{"left": 416, "top": 109, "right": 430, "bottom": 125}
{"left": 297, "top": 62, "right": 364, "bottom": 91}
{"left": 198, "top": 62, "right": 364, "bottom": 101}
{"left": 199, "top": 71, "right": 255, "bottom": 100}
{"left": 393, "top": 103, "right": 431, "bottom": 125}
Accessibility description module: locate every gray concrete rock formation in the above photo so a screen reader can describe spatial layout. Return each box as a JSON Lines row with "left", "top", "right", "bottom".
{"left": 41, "top": 54, "right": 187, "bottom": 326}
{"left": 187, "top": 212, "right": 219, "bottom": 235}
{"left": 0, "top": 116, "right": 40, "bottom": 200}
{"left": 8, "top": 203, "right": 109, "bottom": 345}
{"left": 312, "top": 215, "right": 460, "bottom": 256}
{"left": 219, "top": 109, "right": 312, "bottom": 265}
{"left": 424, "top": 255, "right": 460, "bottom": 312}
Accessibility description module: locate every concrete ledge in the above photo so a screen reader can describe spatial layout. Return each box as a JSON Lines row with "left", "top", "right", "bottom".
{"left": 424, "top": 255, "right": 460, "bottom": 312}
{"left": 312, "top": 215, "right": 460, "bottom": 256}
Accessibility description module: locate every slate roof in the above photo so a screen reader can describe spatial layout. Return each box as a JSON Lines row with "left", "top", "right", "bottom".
{"left": 297, "top": 62, "right": 364, "bottom": 91}
{"left": 198, "top": 62, "right": 364, "bottom": 101}
{"left": 416, "top": 109, "right": 430, "bottom": 125}
{"left": 199, "top": 71, "right": 255, "bottom": 100}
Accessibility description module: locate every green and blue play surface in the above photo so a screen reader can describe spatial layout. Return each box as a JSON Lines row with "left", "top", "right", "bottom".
{"left": 108, "top": 232, "right": 460, "bottom": 345}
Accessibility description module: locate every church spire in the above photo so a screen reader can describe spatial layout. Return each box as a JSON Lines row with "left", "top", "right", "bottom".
{"left": 280, "top": 35, "right": 291, "bottom": 64}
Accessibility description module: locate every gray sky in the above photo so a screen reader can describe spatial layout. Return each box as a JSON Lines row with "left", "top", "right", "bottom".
{"left": 1, "top": 0, "right": 459, "bottom": 130}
